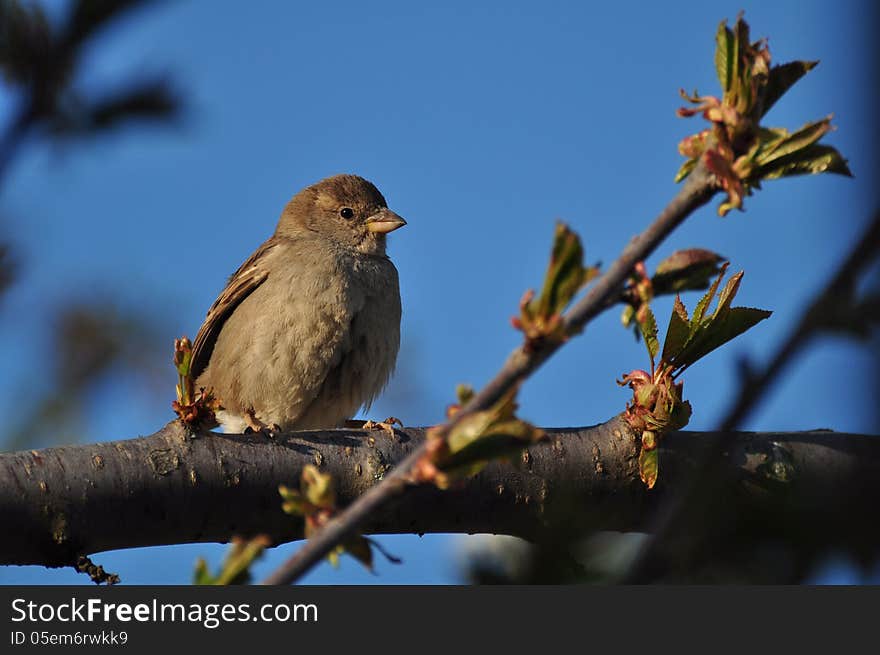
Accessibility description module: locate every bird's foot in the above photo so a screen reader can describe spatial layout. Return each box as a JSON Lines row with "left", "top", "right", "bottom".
{"left": 242, "top": 408, "right": 280, "bottom": 439}
{"left": 361, "top": 416, "right": 403, "bottom": 439}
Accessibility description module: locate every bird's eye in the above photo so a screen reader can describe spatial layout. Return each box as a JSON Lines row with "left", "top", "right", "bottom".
{"left": 339, "top": 207, "right": 354, "bottom": 219}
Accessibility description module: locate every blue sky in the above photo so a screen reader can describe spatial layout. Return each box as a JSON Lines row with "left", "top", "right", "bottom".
{"left": 0, "top": 0, "right": 876, "bottom": 584}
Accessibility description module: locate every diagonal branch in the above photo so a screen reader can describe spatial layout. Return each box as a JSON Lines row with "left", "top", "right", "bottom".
{"left": 259, "top": 162, "right": 718, "bottom": 585}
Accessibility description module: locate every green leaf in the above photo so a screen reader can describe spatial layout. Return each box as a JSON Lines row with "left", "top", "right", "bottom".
{"left": 635, "top": 383, "right": 657, "bottom": 408}
{"left": 636, "top": 304, "right": 660, "bottom": 361}
{"left": 674, "top": 306, "right": 772, "bottom": 370}
{"left": 716, "top": 306, "right": 773, "bottom": 349}
{"left": 342, "top": 536, "right": 374, "bottom": 572}
{"left": 192, "top": 558, "right": 215, "bottom": 585}
{"left": 445, "top": 418, "right": 541, "bottom": 469}
{"left": 690, "top": 262, "right": 729, "bottom": 334}
{"left": 279, "top": 484, "right": 307, "bottom": 516}
{"left": 193, "top": 537, "right": 269, "bottom": 586}
{"left": 621, "top": 304, "right": 636, "bottom": 329}
{"left": 674, "top": 157, "right": 698, "bottom": 183}
{"left": 756, "top": 126, "right": 790, "bottom": 142}
{"left": 639, "top": 446, "right": 659, "bottom": 489}
{"left": 733, "top": 15, "right": 750, "bottom": 78}
{"left": 652, "top": 248, "right": 726, "bottom": 295}
{"left": 662, "top": 266, "right": 770, "bottom": 372}
{"left": 662, "top": 295, "right": 691, "bottom": 361}
{"left": 749, "top": 126, "right": 790, "bottom": 164}
{"left": 655, "top": 249, "right": 721, "bottom": 277}
{"left": 712, "top": 270, "right": 744, "bottom": 321}
{"left": 761, "top": 60, "right": 819, "bottom": 117}
{"left": 215, "top": 539, "right": 268, "bottom": 585}
{"left": 445, "top": 409, "right": 494, "bottom": 455}
{"left": 729, "top": 18, "right": 741, "bottom": 102}
{"left": 436, "top": 385, "right": 544, "bottom": 485}
{"left": 518, "top": 223, "right": 596, "bottom": 344}
{"left": 537, "top": 223, "right": 587, "bottom": 318}
{"left": 691, "top": 306, "right": 771, "bottom": 365}
{"left": 456, "top": 384, "right": 475, "bottom": 405}
{"left": 301, "top": 465, "right": 335, "bottom": 509}
{"left": 670, "top": 398, "right": 693, "bottom": 431}
{"left": 715, "top": 20, "right": 734, "bottom": 94}
{"left": 672, "top": 291, "right": 689, "bottom": 323}
{"left": 754, "top": 118, "right": 833, "bottom": 168}
{"left": 756, "top": 144, "right": 853, "bottom": 180}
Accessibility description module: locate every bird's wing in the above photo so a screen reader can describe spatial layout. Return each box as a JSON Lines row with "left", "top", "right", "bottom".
{"left": 189, "top": 239, "right": 274, "bottom": 380}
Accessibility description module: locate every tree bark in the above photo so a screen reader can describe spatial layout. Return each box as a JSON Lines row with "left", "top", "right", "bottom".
{"left": 2, "top": 418, "right": 878, "bottom": 568}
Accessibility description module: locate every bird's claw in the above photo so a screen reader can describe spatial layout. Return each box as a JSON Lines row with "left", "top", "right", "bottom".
{"left": 244, "top": 423, "right": 281, "bottom": 439}
{"left": 361, "top": 416, "right": 403, "bottom": 439}
{"left": 243, "top": 409, "right": 280, "bottom": 438}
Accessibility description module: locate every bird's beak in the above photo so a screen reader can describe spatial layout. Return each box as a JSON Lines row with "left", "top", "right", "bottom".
{"left": 365, "top": 208, "right": 407, "bottom": 234}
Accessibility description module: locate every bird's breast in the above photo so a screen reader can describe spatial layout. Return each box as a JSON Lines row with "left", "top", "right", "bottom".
{"left": 265, "top": 250, "right": 401, "bottom": 429}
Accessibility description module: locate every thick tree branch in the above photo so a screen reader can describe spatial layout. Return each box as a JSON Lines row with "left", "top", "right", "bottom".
{"left": 2, "top": 418, "right": 879, "bottom": 573}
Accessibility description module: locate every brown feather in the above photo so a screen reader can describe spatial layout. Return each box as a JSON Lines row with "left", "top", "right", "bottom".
{"left": 189, "top": 239, "right": 275, "bottom": 380}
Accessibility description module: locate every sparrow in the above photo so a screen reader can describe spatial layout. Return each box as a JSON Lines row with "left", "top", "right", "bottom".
{"left": 189, "top": 174, "right": 406, "bottom": 433}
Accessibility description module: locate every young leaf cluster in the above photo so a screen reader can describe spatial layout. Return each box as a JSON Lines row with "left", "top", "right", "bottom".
{"left": 279, "top": 465, "right": 374, "bottom": 570}
{"left": 512, "top": 222, "right": 599, "bottom": 349}
{"left": 675, "top": 14, "right": 850, "bottom": 215}
{"left": 193, "top": 536, "right": 270, "bottom": 585}
{"left": 620, "top": 263, "right": 771, "bottom": 487}
{"left": 412, "top": 385, "right": 545, "bottom": 489}
{"left": 171, "top": 337, "right": 221, "bottom": 428}
{"left": 621, "top": 249, "right": 726, "bottom": 337}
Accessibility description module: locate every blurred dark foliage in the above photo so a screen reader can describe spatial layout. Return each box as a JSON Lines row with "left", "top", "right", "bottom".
{"left": 463, "top": 479, "right": 880, "bottom": 584}
{"left": 4, "top": 296, "right": 170, "bottom": 450}
{"left": 0, "top": 0, "right": 179, "bottom": 177}
{"left": 56, "top": 300, "right": 156, "bottom": 390}
{"left": 0, "top": 0, "right": 180, "bottom": 451}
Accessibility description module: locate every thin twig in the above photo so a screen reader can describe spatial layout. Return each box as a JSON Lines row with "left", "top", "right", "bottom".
{"left": 259, "top": 162, "right": 718, "bottom": 585}
{"left": 620, "top": 211, "right": 880, "bottom": 583}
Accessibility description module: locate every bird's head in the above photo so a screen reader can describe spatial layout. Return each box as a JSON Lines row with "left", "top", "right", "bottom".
{"left": 277, "top": 174, "right": 406, "bottom": 256}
